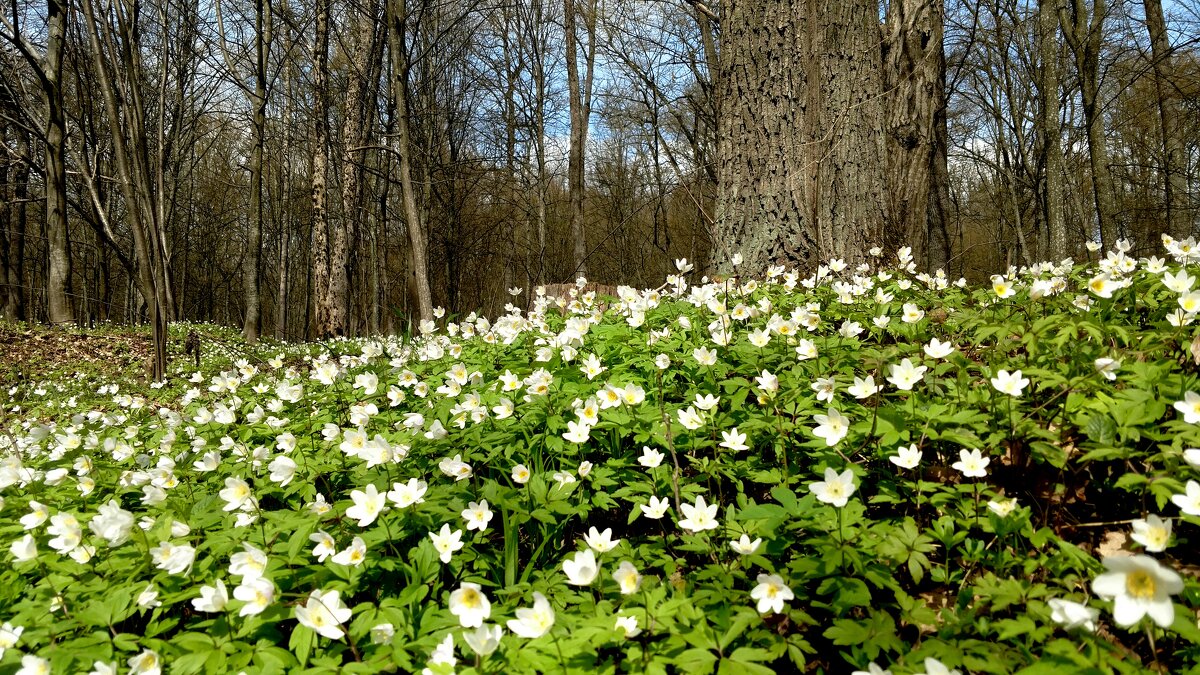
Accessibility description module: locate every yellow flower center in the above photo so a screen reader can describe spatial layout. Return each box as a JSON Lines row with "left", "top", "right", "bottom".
{"left": 461, "top": 590, "right": 480, "bottom": 608}
{"left": 1126, "top": 570, "right": 1157, "bottom": 599}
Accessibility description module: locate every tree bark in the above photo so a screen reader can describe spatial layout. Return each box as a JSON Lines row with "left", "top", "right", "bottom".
{"left": 45, "top": 0, "right": 73, "bottom": 325}
{"left": 564, "top": 0, "right": 596, "bottom": 279}
{"left": 1037, "top": 0, "right": 1068, "bottom": 259}
{"left": 881, "top": 0, "right": 950, "bottom": 271}
{"left": 1061, "top": 0, "right": 1119, "bottom": 247}
{"left": 387, "top": 0, "right": 433, "bottom": 322}
{"left": 243, "top": 0, "right": 271, "bottom": 343}
{"left": 311, "top": 0, "right": 334, "bottom": 337}
{"left": 714, "top": 0, "right": 886, "bottom": 276}
{"left": 1143, "top": 0, "right": 1189, "bottom": 241}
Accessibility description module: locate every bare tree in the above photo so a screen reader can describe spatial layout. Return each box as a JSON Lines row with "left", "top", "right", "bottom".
{"left": 564, "top": 0, "right": 597, "bottom": 278}
{"left": 1, "top": 0, "right": 74, "bottom": 325}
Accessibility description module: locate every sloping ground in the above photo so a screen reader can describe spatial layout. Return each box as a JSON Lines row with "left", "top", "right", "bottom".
{"left": 0, "top": 323, "right": 153, "bottom": 385}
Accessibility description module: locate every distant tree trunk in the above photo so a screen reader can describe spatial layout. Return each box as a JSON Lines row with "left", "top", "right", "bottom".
{"left": 714, "top": 0, "right": 886, "bottom": 276}
{"left": 882, "top": 0, "right": 949, "bottom": 271}
{"left": 1061, "top": 0, "right": 1119, "bottom": 247}
{"left": 336, "top": 0, "right": 376, "bottom": 335}
{"left": 311, "top": 0, "right": 334, "bottom": 337}
{"left": 243, "top": 0, "right": 270, "bottom": 343}
{"left": 1143, "top": 0, "right": 1189, "bottom": 241}
{"left": 563, "top": 0, "right": 596, "bottom": 279}
{"left": 387, "top": 0, "right": 433, "bottom": 322}
{"left": 1037, "top": 0, "right": 1068, "bottom": 259}
{"left": 2, "top": 126, "right": 29, "bottom": 321}
{"left": 45, "top": 0, "right": 73, "bottom": 325}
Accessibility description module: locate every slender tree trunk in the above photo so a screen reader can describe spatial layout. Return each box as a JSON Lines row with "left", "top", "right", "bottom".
{"left": 882, "top": 0, "right": 949, "bottom": 271}
{"left": 715, "top": 0, "right": 886, "bottom": 276}
{"left": 2, "top": 126, "right": 29, "bottom": 320}
{"left": 564, "top": 0, "right": 596, "bottom": 279}
{"left": 243, "top": 0, "right": 270, "bottom": 343}
{"left": 1038, "top": 0, "right": 1068, "bottom": 259}
{"left": 45, "top": 0, "right": 73, "bottom": 325}
{"left": 387, "top": 0, "right": 433, "bottom": 322}
{"left": 1143, "top": 0, "right": 1189, "bottom": 241}
{"left": 311, "top": 0, "right": 333, "bottom": 337}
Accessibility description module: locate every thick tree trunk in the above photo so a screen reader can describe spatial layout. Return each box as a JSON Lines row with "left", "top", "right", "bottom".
{"left": 882, "top": 0, "right": 949, "bottom": 271}
{"left": 45, "top": 0, "right": 73, "bottom": 325}
{"left": 311, "top": 0, "right": 334, "bottom": 337}
{"left": 715, "top": 0, "right": 886, "bottom": 276}
{"left": 1062, "top": 0, "right": 1119, "bottom": 247}
{"left": 1038, "top": 0, "right": 1068, "bottom": 259}
{"left": 336, "top": 0, "right": 375, "bottom": 336}
{"left": 1143, "top": 0, "right": 1190, "bottom": 241}
{"left": 387, "top": 0, "right": 433, "bottom": 322}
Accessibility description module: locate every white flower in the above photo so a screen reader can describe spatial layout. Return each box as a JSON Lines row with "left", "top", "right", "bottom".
{"left": 612, "top": 561, "right": 642, "bottom": 594}
{"left": 1131, "top": 515, "right": 1172, "bottom": 552}
{"left": 951, "top": 449, "right": 990, "bottom": 478}
{"left": 1047, "top": 598, "right": 1099, "bottom": 632}
{"left": 638, "top": 446, "right": 664, "bottom": 468}
{"left": 462, "top": 500, "right": 493, "bottom": 532}
{"left": 449, "top": 582, "right": 491, "bottom": 628}
{"left": 811, "top": 408, "right": 850, "bottom": 446}
{"left": 851, "top": 663, "right": 893, "bottom": 675}
{"left": 233, "top": 577, "right": 276, "bottom": 616}
{"left": 387, "top": 478, "right": 428, "bottom": 508}
{"left": 47, "top": 512, "right": 82, "bottom": 554}
{"left": 89, "top": 499, "right": 135, "bottom": 546}
{"left": 219, "top": 477, "right": 255, "bottom": 512}
{"left": 371, "top": 623, "right": 395, "bottom": 645}
{"left": 584, "top": 527, "right": 619, "bottom": 553}
{"left": 1184, "top": 448, "right": 1200, "bottom": 467}
{"left": 614, "top": 614, "right": 642, "bottom": 638}
{"left": 429, "top": 524, "right": 464, "bottom": 564}
{"left": 437, "top": 454, "right": 473, "bottom": 480}
{"left": 346, "top": 484, "right": 387, "bottom": 527}
{"left": 563, "top": 420, "right": 592, "bottom": 444}
{"left": 1094, "top": 358, "right": 1121, "bottom": 381}
{"left": 677, "top": 406, "right": 704, "bottom": 430}
{"left": 1091, "top": 554, "right": 1183, "bottom": 628}
{"left": 678, "top": 495, "right": 719, "bottom": 532}
{"left": 511, "top": 464, "right": 531, "bottom": 484}
{"left": 809, "top": 468, "right": 856, "bottom": 507}
{"left": 10, "top": 534, "right": 37, "bottom": 562}
{"left": 229, "top": 543, "right": 269, "bottom": 580}
{"left": 811, "top": 377, "right": 836, "bottom": 402}
{"left": 886, "top": 359, "right": 927, "bottom": 391}
{"left": 150, "top": 541, "right": 196, "bottom": 575}
{"left": 331, "top": 536, "right": 367, "bottom": 566}
{"left": 17, "top": 655, "right": 51, "bottom": 675}
{"left": 295, "top": 589, "right": 353, "bottom": 640}
{"left": 462, "top": 623, "right": 503, "bottom": 656}
{"left": 719, "top": 428, "right": 749, "bottom": 452}
{"left": 889, "top": 444, "right": 922, "bottom": 469}
{"left": 990, "top": 369, "right": 1030, "bottom": 397}
{"left": 986, "top": 498, "right": 1018, "bottom": 517}
{"left": 755, "top": 370, "right": 779, "bottom": 394}
{"left": 729, "top": 534, "right": 762, "bottom": 555}
{"left": 924, "top": 338, "right": 955, "bottom": 359}
{"left": 562, "top": 549, "right": 599, "bottom": 586}
{"left": 507, "top": 592, "right": 555, "bottom": 638}
{"left": 126, "top": 649, "right": 161, "bottom": 675}
{"left": 847, "top": 375, "right": 880, "bottom": 399}
{"left": 1171, "top": 480, "right": 1200, "bottom": 516}
{"left": 192, "top": 579, "right": 229, "bottom": 612}
{"left": 1174, "top": 391, "right": 1200, "bottom": 423}
{"left": 268, "top": 456, "right": 297, "bottom": 486}
{"left": 20, "top": 501, "right": 49, "bottom": 530}
{"left": 750, "top": 574, "right": 794, "bottom": 614}
{"left": 916, "top": 658, "right": 962, "bottom": 675}
{"left": 640, "top": 496, "right": 670, "bottom": 519}
{"left": 310, "top": 531, "right": 337, "bottom": 562}
{"left": 0, "top": 621, "right": 24, "bottom": 657}
{"left": 693, "top": 347, "right": 717, "bottom": 366}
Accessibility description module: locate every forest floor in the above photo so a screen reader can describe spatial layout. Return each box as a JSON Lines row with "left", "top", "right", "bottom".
{"left": 0, "top": 322, "right": 153, "bottom": 386}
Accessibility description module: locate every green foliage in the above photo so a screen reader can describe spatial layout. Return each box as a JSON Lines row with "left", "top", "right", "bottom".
{"left": 2, "top": 248, "right": 1200, "bottom": 674}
